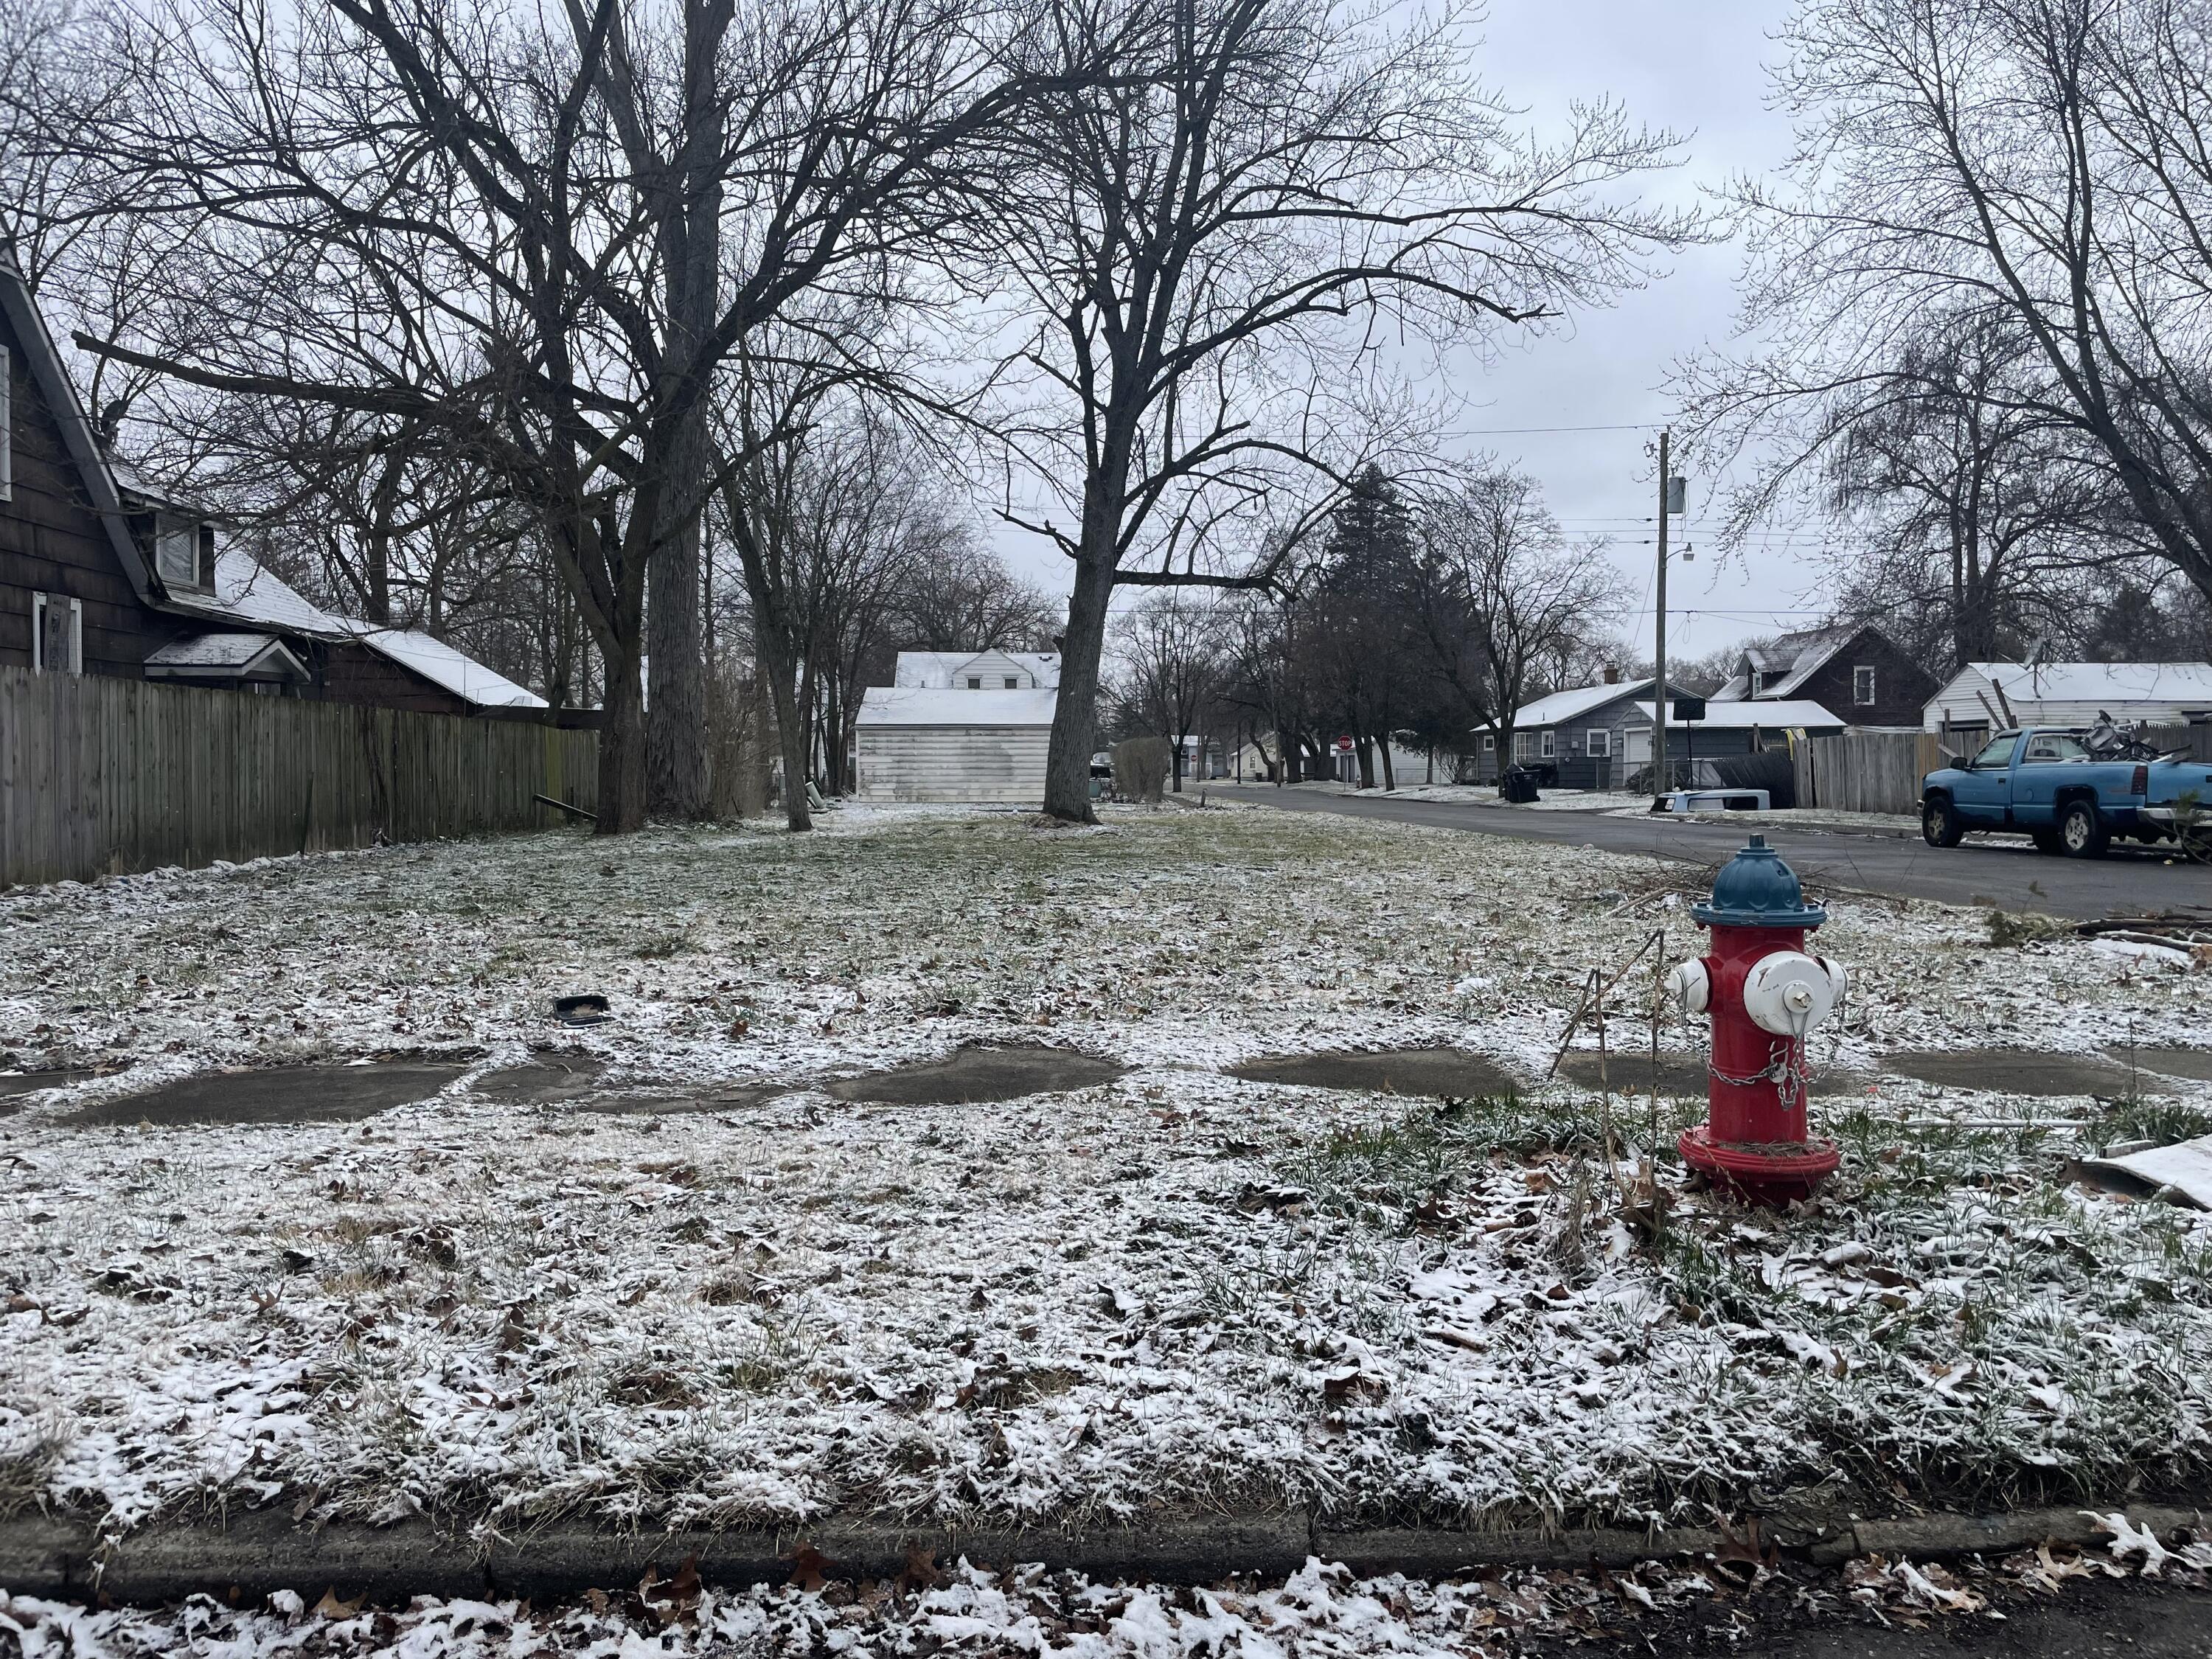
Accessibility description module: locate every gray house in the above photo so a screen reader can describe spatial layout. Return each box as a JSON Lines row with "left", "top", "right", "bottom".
{"left": 1476, "top": 674, "right": 1700, "bottom": 790}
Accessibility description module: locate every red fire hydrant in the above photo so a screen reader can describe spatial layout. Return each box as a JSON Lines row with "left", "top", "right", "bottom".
{"left": 1664, "top": 835, "right": 1847, "bottom": 1204}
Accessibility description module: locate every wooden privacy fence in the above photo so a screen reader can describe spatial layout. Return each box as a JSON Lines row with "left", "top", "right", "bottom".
{"left": 1, "top": 666, "right": 598, "bottom": 885}
{"left": 1792, "top": 731, "right": 1948, "bottom": 817}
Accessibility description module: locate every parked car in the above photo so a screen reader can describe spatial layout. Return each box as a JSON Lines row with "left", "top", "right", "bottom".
{"left": 1919, "top": 726, "right": 2212, "bottom": 857}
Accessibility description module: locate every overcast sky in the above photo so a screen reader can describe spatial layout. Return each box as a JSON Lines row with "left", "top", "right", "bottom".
{"left": 988, "top": 0, "right": 1837, "bottom": 663}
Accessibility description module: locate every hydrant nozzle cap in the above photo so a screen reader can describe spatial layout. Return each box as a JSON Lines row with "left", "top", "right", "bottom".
{"left": 1691, "top": 836, "right": 1829, "bottom": 929}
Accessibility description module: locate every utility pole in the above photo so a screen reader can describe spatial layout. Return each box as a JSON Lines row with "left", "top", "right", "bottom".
{"left": 1651, "top": 428, "right": 1671, "bottom": 811}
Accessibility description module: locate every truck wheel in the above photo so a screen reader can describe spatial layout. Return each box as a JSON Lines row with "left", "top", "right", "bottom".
{"left": 2057, "top": 799, "right": 2110, "bottom": 858}
{"left": 1921, "top": 796, "right": 1964, "bottom": 848}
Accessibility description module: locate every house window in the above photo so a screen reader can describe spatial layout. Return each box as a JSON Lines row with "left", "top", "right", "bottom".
{"left": 1481, "top": 734, "right": 1496, "bottom": 752}
{"left": 1539, "top": 730, "right": 1556, "bottom": 759}
{"left": 156, "top": 514, "right": 209, "bottom": 588}
{"left": 32, "top": 592, "right": 82, "bottom": 675}
{"left": 1748, "top": 669, "right": 1765, "bottom": 696}
{"left": 966, "top": 675, "right": 981, "bottom": 689}
{"left": 1853, "top": 665, "right": 1877, "bottom": 706}
{"left": 1513, "top": 731, "right": 1540, "bottom": 760}
{"left": 1004, "top": 676, "right": 1018, "bottom": 688}
{"left": 0, "top": 342, "right": 12, "bottom": 501}
{"left": 1586, "top": 728, "right": 1611, "bottom": 758}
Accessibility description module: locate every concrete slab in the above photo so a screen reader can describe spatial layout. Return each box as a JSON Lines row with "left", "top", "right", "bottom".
{"left": 824, "top": 1046, "right": 1125, "bottom": 1105}
{"left": 0, "top": 1069, "right": 91, "bottom": 1099}
{"left": 0, "top": 1070, "right": 89, "bottom": 1116}
{"left": 2110, "top": 1047, "right": 2212, "bottom": 1084}
{"left": 1556, "top": 1051, "right": 1871, "bottom": 1099}
{"left": 475, "top": 1056, "right": 608, "bottom": 1104}
{"left": 71, "top": 1064, "right": 468, "bottom": 1127}
{"left": 1228, "top": 1048, "right": 1516, "bottom": 1098}
{"left": 1882, "top": 1050, "right": 2135, "bottom": 1096}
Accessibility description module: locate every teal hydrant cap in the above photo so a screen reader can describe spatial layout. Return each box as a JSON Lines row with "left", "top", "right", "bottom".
{"left": 1691, "top": 834, "right": 1828, "bottom": 928}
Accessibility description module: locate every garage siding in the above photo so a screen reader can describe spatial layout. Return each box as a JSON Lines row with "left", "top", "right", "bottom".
{"left": 854, "top": 723, "right": 1052, "bottom": 803}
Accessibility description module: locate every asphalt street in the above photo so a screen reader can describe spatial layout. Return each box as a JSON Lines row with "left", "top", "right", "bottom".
{"left": 1209, "top": 785, "right": 2212, "bottom": 921}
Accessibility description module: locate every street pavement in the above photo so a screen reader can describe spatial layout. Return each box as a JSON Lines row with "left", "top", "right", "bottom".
{"left": 1208, "top": 785, "right": 2212, "bottom": 921}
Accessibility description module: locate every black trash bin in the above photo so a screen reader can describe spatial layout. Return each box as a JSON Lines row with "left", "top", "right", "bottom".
{"left": 1500, "top": 766, "right": 1540, "bottom": 804}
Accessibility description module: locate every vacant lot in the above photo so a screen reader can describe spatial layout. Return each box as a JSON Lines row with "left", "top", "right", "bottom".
{"left": 1, "top": 804, "right": 2208, "bottom": 1542}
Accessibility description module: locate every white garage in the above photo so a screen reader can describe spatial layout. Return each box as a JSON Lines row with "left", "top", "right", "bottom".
{"left": 852, "top": 685, "right": 1059, "bottom": 803}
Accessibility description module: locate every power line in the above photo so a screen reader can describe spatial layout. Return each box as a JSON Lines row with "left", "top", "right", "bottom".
{"left": 1458, "top": 422, "right": 1661, "bottom": 434}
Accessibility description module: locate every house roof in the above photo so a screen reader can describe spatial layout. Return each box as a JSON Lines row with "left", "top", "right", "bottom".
{"left": 162, "top": 549, "right": 352, "bottom": 636}
{"left": 893, "top": 650, "right": 1061, "bottom": 689}
{"left": 1633, "top": 698, "right": 1846, "bottom": 729}
{"left": 1965, "top": 661, "right": 2212, "bottom": 707}
{"left": 857, "top": 686, "right": 1058, "bottom": 726}
{"left": 145, "top": 628, "right": 310, "bottom": 668}
{"left": 1510, "top": 678, "right": 1656, "bottom": 728}
{"left": 167, "top": 552, "right": 546, "bottom": 708}
{"left": 341, "top": 624, "right": 546, "bottom": 709}
{"left": 1712, "top": 625, "right": 1865, "bottom": 702}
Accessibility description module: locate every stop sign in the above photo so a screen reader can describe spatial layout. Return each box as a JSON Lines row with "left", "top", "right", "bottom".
{"left": 1335, "top": 734, "right": 1354, "bottom": 753}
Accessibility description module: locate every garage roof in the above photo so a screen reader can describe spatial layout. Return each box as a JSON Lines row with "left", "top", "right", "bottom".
{"left": 857, "top": 686, "right": 1059, "bottom": 726}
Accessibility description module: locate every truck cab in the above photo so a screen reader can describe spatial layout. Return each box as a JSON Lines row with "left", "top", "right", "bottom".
{"left": 1921, "top": 726, "right": 2211, "bottom": 857}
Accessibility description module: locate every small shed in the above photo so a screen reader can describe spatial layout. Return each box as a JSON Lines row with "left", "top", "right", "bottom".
{"left": 1924, "top": 661, "right": 2212, "bottom": 739}
{"left": 853, "top": 686, "right": 1057, "bottom": 802}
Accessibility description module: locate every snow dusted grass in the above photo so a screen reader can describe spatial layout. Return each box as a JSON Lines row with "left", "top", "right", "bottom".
{"left": 0, "top": 804, "right": 2209, "bottom": 1544}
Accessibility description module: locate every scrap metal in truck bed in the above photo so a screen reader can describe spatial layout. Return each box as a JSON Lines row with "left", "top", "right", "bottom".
{"left": 1920, "top": 726, "right": 2212, "bottom": 857}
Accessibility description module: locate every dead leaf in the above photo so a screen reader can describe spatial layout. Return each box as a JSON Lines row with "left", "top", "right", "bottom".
{"left": 787, "top": 1544, "right": 834, "bottom": 1593}
{"left": 310, "top": 1587, "right": 364, "bottom": 1620}
{"left": 898, "top": 1543, "right": 947, "bottom": 1593}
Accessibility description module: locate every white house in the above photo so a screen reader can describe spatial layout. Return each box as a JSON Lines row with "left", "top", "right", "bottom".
{"left": 1923, "top": 661, "right": 2212, "bottom": 737}
{"left": 852, "top": 650, "right": 1060, "bottom": 801}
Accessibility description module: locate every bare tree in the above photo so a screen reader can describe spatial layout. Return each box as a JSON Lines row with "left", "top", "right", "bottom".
{"left": 1110, "top": 594, "right": 1227, "bottom": 790}
{"left": 1415, "top": 469, "right": 1623, "bottom": 789}
{"left": 893, "top": 538, "right": 1059, "bottom": 652}
{"left": 981, "top": 0, "right": 1696, "bottom": 821}
{"left": 55, "top": 0, "right": 1063, "bottom": 834}
{"left": 1686, "top": 0, "right": 2212, "bottom": 611}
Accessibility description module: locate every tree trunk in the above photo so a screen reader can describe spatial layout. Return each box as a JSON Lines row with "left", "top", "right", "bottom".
{"left": 596, "top": 642, "right": 650, "bottom": 833}
{"left": 1354, "top": 735, "right": 1374, "bottom": 790}
{"left": 645, "top": 454, "right": 711, "bottom": 818}
{"left": 1043, "top": 554, "right": 1113, "bottom": 822}
{"left": 754, "top": 618, "right": 814, "bottom": 831}
{"left": 1380, "top": 741, "right": 1396, "bottom": 791}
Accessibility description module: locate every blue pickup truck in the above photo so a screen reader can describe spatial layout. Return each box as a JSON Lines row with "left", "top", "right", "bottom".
{"left": 1921, "top": 726, "right": 2212, "bottom": 857}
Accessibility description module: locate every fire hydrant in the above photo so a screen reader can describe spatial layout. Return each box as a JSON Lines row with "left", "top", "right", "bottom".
{"left": 1663, "top": 835, "right": 1847, "bottom": 1204}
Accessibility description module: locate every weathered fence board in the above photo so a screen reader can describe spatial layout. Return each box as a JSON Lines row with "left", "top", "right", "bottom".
{"left": 1791, "top": 731, "right": 1947, "bottom": 817}
{"left": 0, "top": 667, "right": 598, "bottom": 885}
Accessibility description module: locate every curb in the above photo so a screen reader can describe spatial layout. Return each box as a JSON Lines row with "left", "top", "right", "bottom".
{"left": 1, "top": 1501, "right": 2204, "bottom": 1605}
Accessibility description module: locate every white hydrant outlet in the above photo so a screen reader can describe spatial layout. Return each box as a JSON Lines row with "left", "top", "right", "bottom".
{"left": 1742, "top": 951, "right": 1845, "bottom": 1037}
{"left": 1664, "top": 959, "right": 1710, "bottom": 1015}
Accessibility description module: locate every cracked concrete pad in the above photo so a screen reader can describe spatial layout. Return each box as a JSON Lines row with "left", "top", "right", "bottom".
{"left": 1883, "top": 1050, "right": 2135, "bottom": 1096}
{"left": 2107, "top": 1048, "right": 2212, "bottom": 1084}
{"left": 1228, "top": 1048, "right": 1516, "bottom": 1098}
{"left": 824, "top": 1045, "right": 1125, "bottom": 1105}
{"left": 71, "top": 1063, "right": 468, "bottom": 1127}
{"left": 1556, "top": 1051, "right": 1871, "bottom": 1098}
{"left": 476, "top": 1056, "right": 608, "bottom": 1105}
